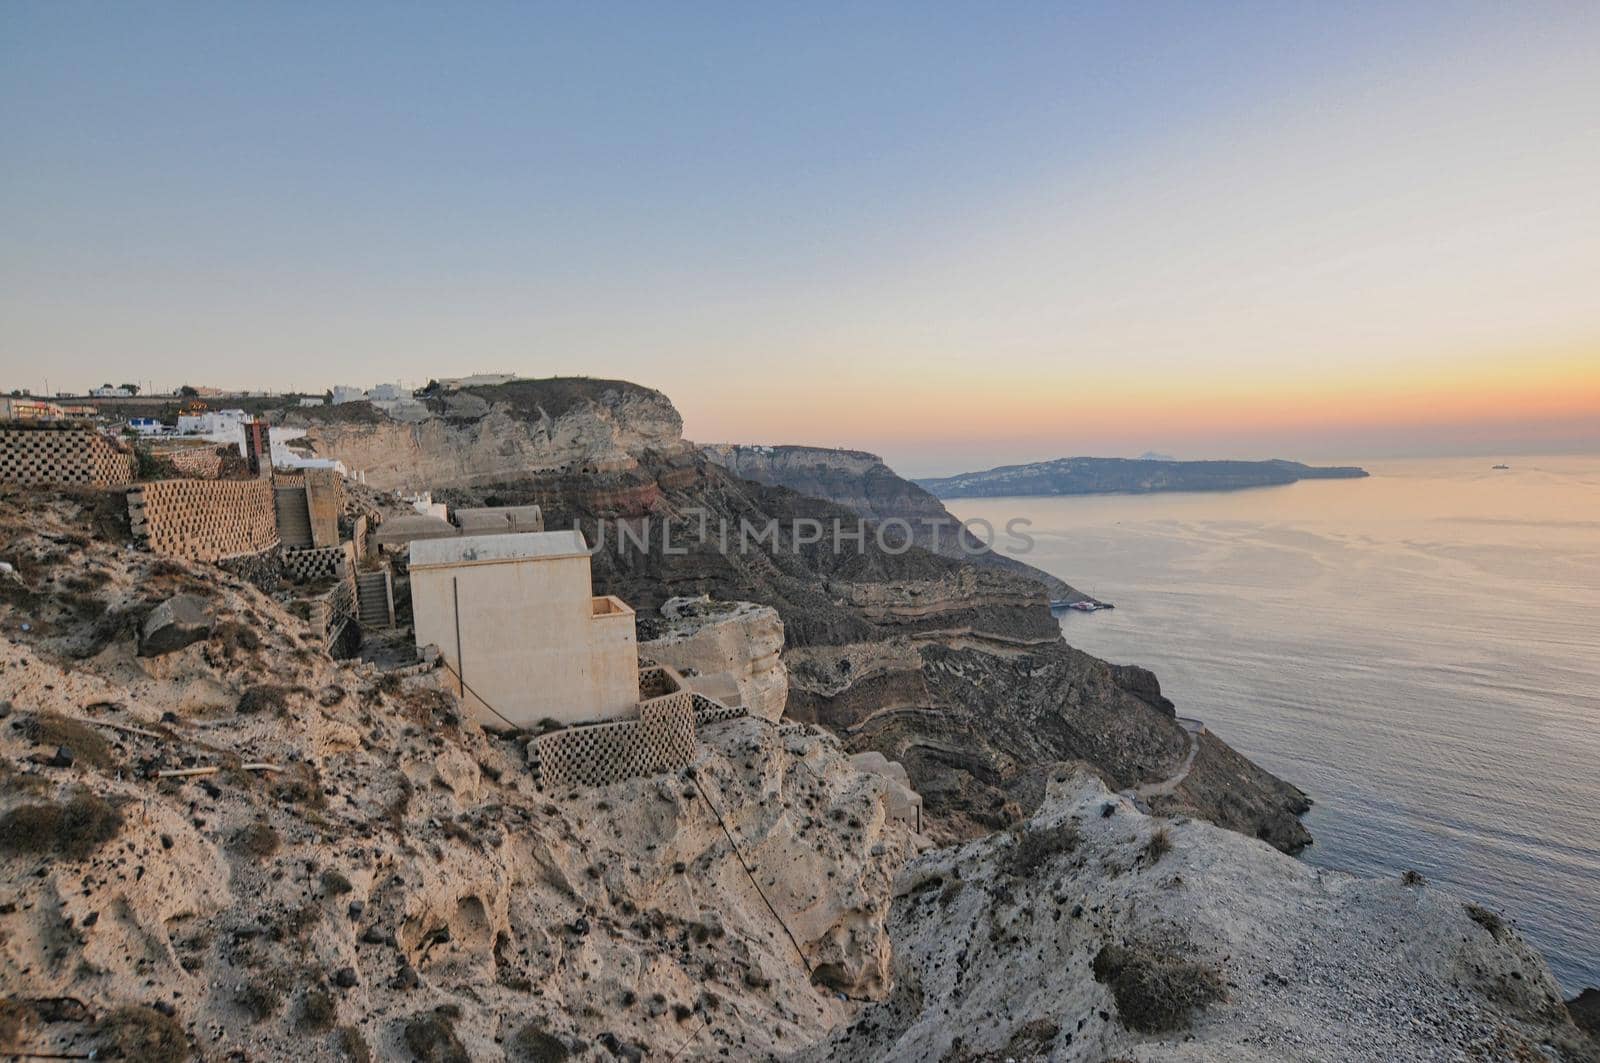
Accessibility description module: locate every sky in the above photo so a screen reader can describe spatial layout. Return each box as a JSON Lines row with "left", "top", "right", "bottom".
{"left": 2, "top": 2, "right": 1597, "bottom": 477}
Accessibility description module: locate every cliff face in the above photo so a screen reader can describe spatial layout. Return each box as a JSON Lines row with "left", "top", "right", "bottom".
{"left": 702, "top": 443, "right": 1089, "bottom": 604}
{"left": 279, "top": 378, "right": 688, "bottom": 491}
{"left": 292, "top": 379, "right": 1309, "bottom": 853}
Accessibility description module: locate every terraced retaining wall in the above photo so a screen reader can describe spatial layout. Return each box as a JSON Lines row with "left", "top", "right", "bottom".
{"left": 127, "top": 478, "right": 280, "bottom": 561}
{"left": 0, "top": 424, "right": 136, "bottom": 487}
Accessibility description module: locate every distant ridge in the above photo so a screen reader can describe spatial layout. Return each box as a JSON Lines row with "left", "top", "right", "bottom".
{"left": 917, "top": 456, "right": 1369, "bottom": 499}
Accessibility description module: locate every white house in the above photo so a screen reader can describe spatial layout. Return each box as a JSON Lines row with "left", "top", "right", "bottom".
{"left": 176, "top": 409, "right": 249, "bottom": 437}
{"left": 127, "top": 417, "right": 167, "bottom": 436}
{"left": 409, "top": 530, "right": 639, "bottom": 729}
{"left": 89, "top": 386, "right": 132, "bottom": 398}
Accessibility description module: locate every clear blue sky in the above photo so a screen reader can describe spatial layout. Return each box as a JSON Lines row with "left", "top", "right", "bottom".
{"left": 3, "top": 2, "right": 1597, "bottom": 475}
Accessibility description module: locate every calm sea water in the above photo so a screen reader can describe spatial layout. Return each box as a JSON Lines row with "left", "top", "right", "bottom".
{"left": 949, "top": 455, "right": 1600, "bottom": 993}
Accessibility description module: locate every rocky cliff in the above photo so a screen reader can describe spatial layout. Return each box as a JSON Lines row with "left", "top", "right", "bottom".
{"left": 279, "top": 378, "right": 689, "bottom": 491}
{"left": 296, "top": 379, "right": 1308, "bottom": 855}
{"left": 2, "top": 489, "right": 1593, "bottom": 1061}
{"left": 808, "top": 767, "right": 1596, "bottom": 1062}
{"left": 702, "top": 443, "right": 1089, "bottom": 604}
{"left": 0, "top": 491, "right": 915, "bottom": 1059}
{"left": 637, "top": 597, "right": 789, "bottom": 723}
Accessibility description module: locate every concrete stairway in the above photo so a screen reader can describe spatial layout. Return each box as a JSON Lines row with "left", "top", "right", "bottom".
{"left": 356, "top": 568, "right": 392, "bottom": 628}
{"left": 274, "top": 488, "right": 313, "bottom": 548}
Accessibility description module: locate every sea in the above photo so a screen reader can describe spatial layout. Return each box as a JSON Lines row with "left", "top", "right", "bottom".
{"left": 947, "top": 454, "right": 1600, "bottom": 994}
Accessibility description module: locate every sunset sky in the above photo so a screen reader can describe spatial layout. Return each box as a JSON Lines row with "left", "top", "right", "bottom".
{"left": 3, "top": 3, "right": 1597, "bottom": 476}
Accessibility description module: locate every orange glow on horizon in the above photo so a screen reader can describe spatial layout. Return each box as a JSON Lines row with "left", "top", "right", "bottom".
{"left": 684, "top": 346, "right": 1600, "bottom": 453}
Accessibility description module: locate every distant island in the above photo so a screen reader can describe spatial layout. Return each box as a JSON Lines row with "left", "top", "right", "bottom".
{"left": 917, "top": 456, "right": 1370, "bottom": 498}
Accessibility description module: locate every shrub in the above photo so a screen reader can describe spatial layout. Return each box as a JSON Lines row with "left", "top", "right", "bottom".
{"left": 229, "top": 820, "right": 280, "bottom": 860}
{"left": 1401, "top": 869, "right": 1426, "bottom": 887}
{"left": 272, "top": 762, "right": 327, "bottom": 809}
{"left": 335, "top": 1024, "right": 372, "bottom": 1062}
{"left": 95, "top": 1005, "right": 190, "bottom": 1062}
{"left": 1008, "top": 821, "right": 1080, "bottom": 878}
{"left": 236, "top": 978, "right": 283, "bottom": 1021}
{"left": 21, "top": 712, "right": 115, "bottom": 769}
{"left": 402, "top": 1011, "right": 469, "bottom": 1063}
{"left": 1142, "top": 827, "right": 1173, "bottom": 865}
{"left": 237, "top": 685, "right": 294, "bottom": 716}
{"left": 1465, "top": 903, "right": 1506, "bottom": 939}
{"left": 1092, "top": 943, "right": 1227, "bottom": 1033}
{"left": 299, "top": 987, "right": 336, "bottom": 1033}
{"left": 0, "top": 790, "right": 123, "bottom": 859}
{"left": 509, "top": 1021, "right": 570, "bottom": 1062}
{"left": 213, "top": 619, "right": 263, "bottom": 652}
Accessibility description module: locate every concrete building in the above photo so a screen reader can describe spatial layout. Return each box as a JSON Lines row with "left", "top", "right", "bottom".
{"left": 331, "top": 386, "right": 366, "bottom": 405}
{"left": 2, "top": 398, "right": 75, "bottom": 421}
{"left": 177, "top": 409, "right": 249, "bottom": 437}
{"left": 453, "top": 504, "right": 543, "bottom": 535}
{"left": 89, "top": 386, "right": 132, "bottom": 398}
{"left": 127, "top": 417, "right": 167, "bottom": 436}
{"left": 409, "top": 530, "right": 637, "bottom": 730}
{"left": 297, "top": 396, "right": 326, "bottom": 407}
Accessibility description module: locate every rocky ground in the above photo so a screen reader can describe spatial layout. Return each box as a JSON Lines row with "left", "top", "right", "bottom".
{"left": 0, "top": 489, "right": 918, "bottom": 1060}
{"left": 1, "top": 487, "right": 1595, "bottom": 1061}
{"left": 807, "top": 767, "right": 1598, "bottom": 1063}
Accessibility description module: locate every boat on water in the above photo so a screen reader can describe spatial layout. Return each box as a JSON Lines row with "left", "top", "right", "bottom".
{"left": 1051, "top": 599, "right": 1110, "bottom": 613}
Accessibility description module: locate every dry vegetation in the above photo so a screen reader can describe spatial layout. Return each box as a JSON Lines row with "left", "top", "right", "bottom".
{"left": 1007, "top": 820, "right": 1080, "bottom": 878}
{"left": 1092, "top": 942, "right": 1228, "bottom": 1033}
{"left": 0, "top": 789, "right": 123, "bottom": 859}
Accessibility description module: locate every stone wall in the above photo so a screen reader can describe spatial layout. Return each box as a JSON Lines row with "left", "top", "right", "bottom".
{"left": 304, "top": 467, "right": 343, "bottom": 548}
{"left": 307, "top": 578, "right": 357, "bottom": 649}
{"left": 167, "top": 448, "right": 224, "bottom": 479}
{"left": 531, "top": 689, "right": 698, "bottom": 789}
{"left": 526, "top": 686, "right": 750, "bottom": 790}
{"left": 280, "top": 542, "right": 353, "bottom": 583}
{"left": 0, "top": 425, "right": 136, "bottom": 487}
{"left": 127, "top": 478, "right": 280, "bottom": 561}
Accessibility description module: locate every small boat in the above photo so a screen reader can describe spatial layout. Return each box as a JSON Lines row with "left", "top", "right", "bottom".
{"left": 1492, "top": 464, "right": 1510, "bottom": 470}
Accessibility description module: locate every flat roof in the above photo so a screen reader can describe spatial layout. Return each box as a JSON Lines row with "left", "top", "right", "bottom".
{"left": 409, "top": 529, "right": 589, "bottom": 569}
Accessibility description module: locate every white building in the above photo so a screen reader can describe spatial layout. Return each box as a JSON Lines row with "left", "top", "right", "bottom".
{"left": 127, "top": 417, "right": 167, "bottom": 436}
{"left": 331, "top": 386, "right": 366, "bottom": 405}
{"left": 409, "top": 530, "right": 639, "bottom": 729}
{"left": 297, "top": 397, "right": 326, "bottom": 407}
{"left": 89, "top": 386, "right": 132, "bottom": 398}
{"left": 176, "top": 409, "right": 249, "bottom": 437}
{"left": 367, "top": 383, "right": 406, "bottom": 402}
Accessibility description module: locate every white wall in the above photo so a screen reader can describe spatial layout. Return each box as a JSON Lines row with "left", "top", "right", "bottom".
{"left": 411, "top": 552, "right": 638, "bottom": 729}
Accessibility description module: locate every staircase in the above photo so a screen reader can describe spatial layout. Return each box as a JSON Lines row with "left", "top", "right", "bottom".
{"left": 274, "top": 488, "right": 313, "bottom": 548}
{"left": 356, "top": 568, "right": 393, "bottom": 628}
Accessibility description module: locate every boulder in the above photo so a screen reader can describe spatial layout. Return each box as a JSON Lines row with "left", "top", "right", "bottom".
{"left": 640, "top": 599, "right": 788, "bottom": 721}
{"left": 138, "top": 595, "right": 214, "bottom": 657}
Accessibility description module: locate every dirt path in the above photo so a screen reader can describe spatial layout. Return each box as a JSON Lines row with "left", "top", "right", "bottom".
{"left": 1129, "top": 716, "right": 1205, "bottom": 799}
